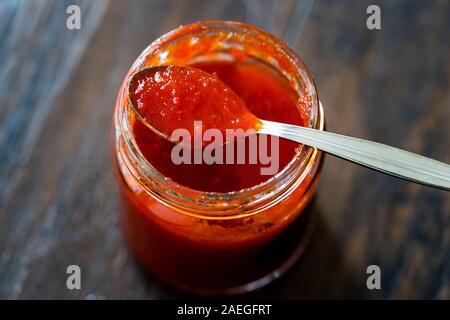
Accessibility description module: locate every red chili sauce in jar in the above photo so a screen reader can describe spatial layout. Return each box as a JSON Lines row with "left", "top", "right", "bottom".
{"left": 113, "top": 21, "right": 324, "bottom": 294}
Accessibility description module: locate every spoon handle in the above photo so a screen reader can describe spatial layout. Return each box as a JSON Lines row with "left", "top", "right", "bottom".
{"left": 260, "top": 120, "right": 450, "bottom": 191}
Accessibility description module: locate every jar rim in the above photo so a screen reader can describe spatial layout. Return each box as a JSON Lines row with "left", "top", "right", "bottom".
{"left": 115, "top": 20, "right": 324, "bottom": 219}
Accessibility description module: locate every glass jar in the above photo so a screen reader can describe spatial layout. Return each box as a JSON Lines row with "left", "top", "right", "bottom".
{"left": 112, "top": 21, "right": 325, "bottom": 295}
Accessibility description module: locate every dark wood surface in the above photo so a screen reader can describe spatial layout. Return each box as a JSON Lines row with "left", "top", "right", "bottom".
{"left": 0, "top": 0, "right": 449, "bottom": 299}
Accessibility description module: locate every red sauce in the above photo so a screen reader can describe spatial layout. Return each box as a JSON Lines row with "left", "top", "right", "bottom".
{"left": 132, "top": 60, "right": 307, "bottom": 192}
{"left": 129, "top": 65, "right": 261, "bottom": 140}
{"left": 117, "top": 60, "right": 321, "bottom": 292}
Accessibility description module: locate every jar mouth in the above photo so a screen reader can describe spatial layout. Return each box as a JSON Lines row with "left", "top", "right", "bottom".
{"left": 115, "top": 21, "right": 323, "bottom": 218}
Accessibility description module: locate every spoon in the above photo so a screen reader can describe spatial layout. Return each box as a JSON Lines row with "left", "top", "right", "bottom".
{"left": 128, "top": 66, "right": 450, "bottom": 191}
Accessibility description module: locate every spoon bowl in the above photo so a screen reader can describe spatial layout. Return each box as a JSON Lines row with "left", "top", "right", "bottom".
{"left": 128, "top": 65, "right": 261, "bottom": 145}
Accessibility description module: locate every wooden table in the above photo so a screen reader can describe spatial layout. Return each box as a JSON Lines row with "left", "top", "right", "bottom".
{"left": 0, "top": 0, "right": 449, "bottom": 299}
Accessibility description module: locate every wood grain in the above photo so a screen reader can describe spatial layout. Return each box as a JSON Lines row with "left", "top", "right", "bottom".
{"left": 0, "top": 0, "right": 449, "bottom": 299}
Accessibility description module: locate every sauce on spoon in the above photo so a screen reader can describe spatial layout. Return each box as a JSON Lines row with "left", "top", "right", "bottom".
{"left": 128, "top": 65, "right": 261, "bottom": 141}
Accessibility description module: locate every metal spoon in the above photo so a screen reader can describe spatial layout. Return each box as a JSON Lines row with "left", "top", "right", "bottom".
{"left": 128, "top": 66, "right": 450, "bottom": 191}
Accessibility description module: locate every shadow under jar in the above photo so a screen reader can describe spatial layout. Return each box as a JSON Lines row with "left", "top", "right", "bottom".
{"left": 112, "top": 21, "right": 325, "bottom": 295}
